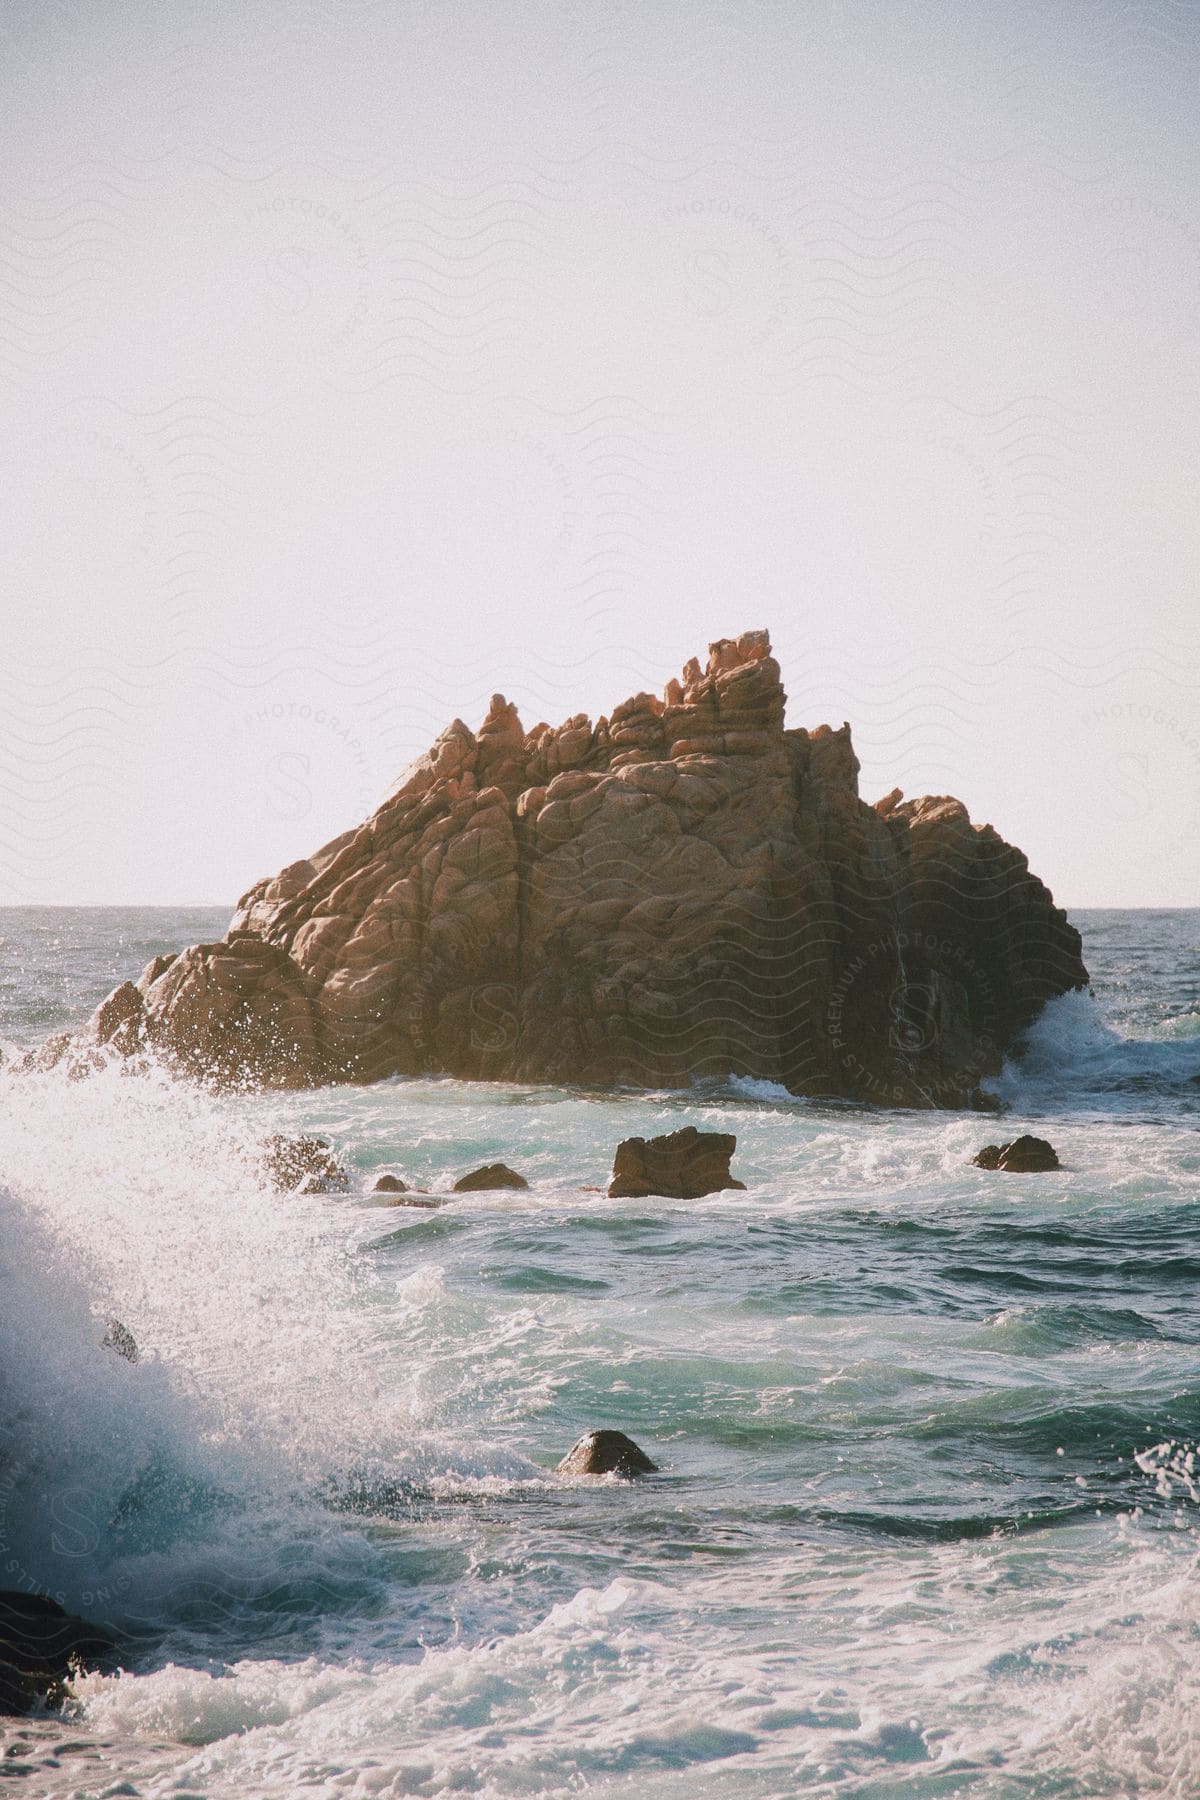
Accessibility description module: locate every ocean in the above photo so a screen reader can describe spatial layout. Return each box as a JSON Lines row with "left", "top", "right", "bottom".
{"left": 0, "top": 906, "right": 1197, "bottom": 1798}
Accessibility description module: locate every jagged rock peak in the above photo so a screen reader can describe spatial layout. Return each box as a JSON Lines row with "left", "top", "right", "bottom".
{"left": 480, "top": 693, "right": 524, "bottom": 737}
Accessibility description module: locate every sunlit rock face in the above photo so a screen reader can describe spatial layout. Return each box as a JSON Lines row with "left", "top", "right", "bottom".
{"left": 78, "top": 631, "right": 1087, "bottom": 1107}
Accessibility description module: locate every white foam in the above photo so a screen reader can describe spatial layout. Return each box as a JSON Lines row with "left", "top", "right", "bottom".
{"left": 991, "top": 988, "right": 1200, "bottom": 1114}
{"left": 56, "top": 1530, "right": 1200, "bottom": 1799}
{"left": 724, "top": 1074, "right": 801, "bottom": 1105}
{"left": 0, "top": 1060, "right": 537, "bottom": 1622}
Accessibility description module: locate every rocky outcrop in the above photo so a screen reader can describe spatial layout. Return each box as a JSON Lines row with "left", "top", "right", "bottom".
{"left": 556, "top": 1430, "right": 658, "bottom": 1477}
{"left": 75, "top": 631, "right": 1087, "bottom": 1107}
{"left": 608, "top": 1127, "right": 744, "bottom": 1199}
{"left": 973, "top": 1134, "right": 1061, "bottom": 1172}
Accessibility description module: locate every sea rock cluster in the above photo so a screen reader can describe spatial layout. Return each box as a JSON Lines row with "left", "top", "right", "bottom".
{"left": 71, "top": 630, "right": 1086, "bottom": 1107}
{"left": 265, "top": 1129, "right": 740, "bottom": 1201}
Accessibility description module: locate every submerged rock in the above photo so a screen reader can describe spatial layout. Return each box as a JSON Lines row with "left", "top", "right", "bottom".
{"left": 556, "top": 1429, "right": 658, "bottom": 1477}
{"left": 0, "top": 1592, "right": 116, "bottom": 1715}
{"left": 452, "top": 1162, "right": 528, "bottom": 1192}
{"left": 973, "top": 1134, "right": 1060, "bottom": 1172}
{"left": 71, "top": 631, "right": 1087, "bottom": 1106}
{"left": 608, "top": 1126, "right": 744, "bottom": 1199}
{"left": 261, "top": 1133, "right": 350, "bottom": 1193}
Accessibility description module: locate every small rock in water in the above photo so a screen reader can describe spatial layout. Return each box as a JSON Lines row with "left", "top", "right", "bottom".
{"left": 556, "top": 1429, "right": 658, "bottom": 1478}
{"left": 608, "top": 1126, "right": 744, "bottom": 1199}
{"left": 972, "top": 1134, "right": 1060, "bottom": 1172}
{"left": 102, "top": 1317, "right": 139, "bottom": 1363}
{"left": 452, "top": 1162, "right": 528, "bottom": 1192}
{"left": 261, "top": 1133, "right": 350, "bottom": 1193}
{"left": 0, "top": 1591, "right": 116, "bottom": 1715}
{"left": 372, "top": 1173, "right": 408, "bottom": 1193}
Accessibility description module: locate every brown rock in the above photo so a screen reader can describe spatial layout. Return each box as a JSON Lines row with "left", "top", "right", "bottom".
{"left": 608, "top": 1126, "right": 744, "bottom": 1199}
{"left": 134, "top": 940, "right": 325, "bottom": 1087}
{"left": 371, "top": 1173, "right": 408, "bottom": 1193}
{"left": 973, "top": 1134, "right": 1060, "bottom": 1172}
{"left": 89, "top": 980, "right": 143, "bottom": 1050}
{"left": 19, "top": 1032, "right": 72, "bottom": 1074}
{"left": 261, "top": 1134, "right": 349, "bottom": 1193}
{"left": 452, "top": 1162, "right": 528, "bottom": 1192}
{"left": 556, "top": 1429, "right": 658, "bottom": 1477}
{"left": 65, "top": 631, "right": 1087, "bottom": 1105}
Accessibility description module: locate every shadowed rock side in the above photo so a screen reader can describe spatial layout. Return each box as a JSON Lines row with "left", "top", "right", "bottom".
{"left": 0, "top": 1592, "right": 117, "bottom": 1714}
{"left": 973, "top": 1134, "right": 1061, "bottom": 1172}
{"left": 73, "top": 631, "right": 1086, "bottom": 1107}
{"left": 452, "top": 1162, "right": 529, "bottom": 1192}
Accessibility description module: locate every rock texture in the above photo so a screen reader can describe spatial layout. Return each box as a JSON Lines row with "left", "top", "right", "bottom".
{"left": 973, "top": 1134, "right": 1061, "bottom": 1172}
{"left": 452, "top": 1162, "right": 528, "bottom": 1192}
{"left": 608, "top": 1127, "right": 744, "bottom": 1199}
{"left": 76, "top": 631, "right": 1087, "bottom": 1107}
{"left": 556, "top": 1430, "right": 658, "bottom": 1477}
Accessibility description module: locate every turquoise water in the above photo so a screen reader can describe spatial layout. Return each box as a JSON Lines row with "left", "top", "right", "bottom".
{"left": 0, "top": 909, "right": 1197, "bottom": 1796}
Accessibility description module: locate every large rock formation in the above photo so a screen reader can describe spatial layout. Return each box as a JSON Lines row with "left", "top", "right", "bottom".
{"left": 74, "top": 631, "right": 1086, "bottom": 1106}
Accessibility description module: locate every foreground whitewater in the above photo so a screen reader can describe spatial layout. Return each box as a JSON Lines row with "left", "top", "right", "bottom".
{"left": 0, "top": 907, "right": 1197, "bottom": 1797}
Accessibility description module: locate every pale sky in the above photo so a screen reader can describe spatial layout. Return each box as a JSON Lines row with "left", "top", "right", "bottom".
{"left": 2, "top": 0, "right": 1198, "bottom": 907}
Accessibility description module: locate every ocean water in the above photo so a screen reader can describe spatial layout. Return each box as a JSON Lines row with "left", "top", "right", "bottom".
{"left": 0, "top": 906, "right": 1198, "bottom": 1799}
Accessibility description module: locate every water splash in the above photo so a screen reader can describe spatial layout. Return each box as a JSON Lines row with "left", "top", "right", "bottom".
{"left": 990, "top": 987, "right": 1200, "bottom": 1115}
{"left": 0, "top": 1059, "right": 533, "bottom": 1635}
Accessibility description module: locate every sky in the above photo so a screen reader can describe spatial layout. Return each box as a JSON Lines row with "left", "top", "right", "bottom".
{"left": 1, "top": 0, "right": 1198, "bottom": 907}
